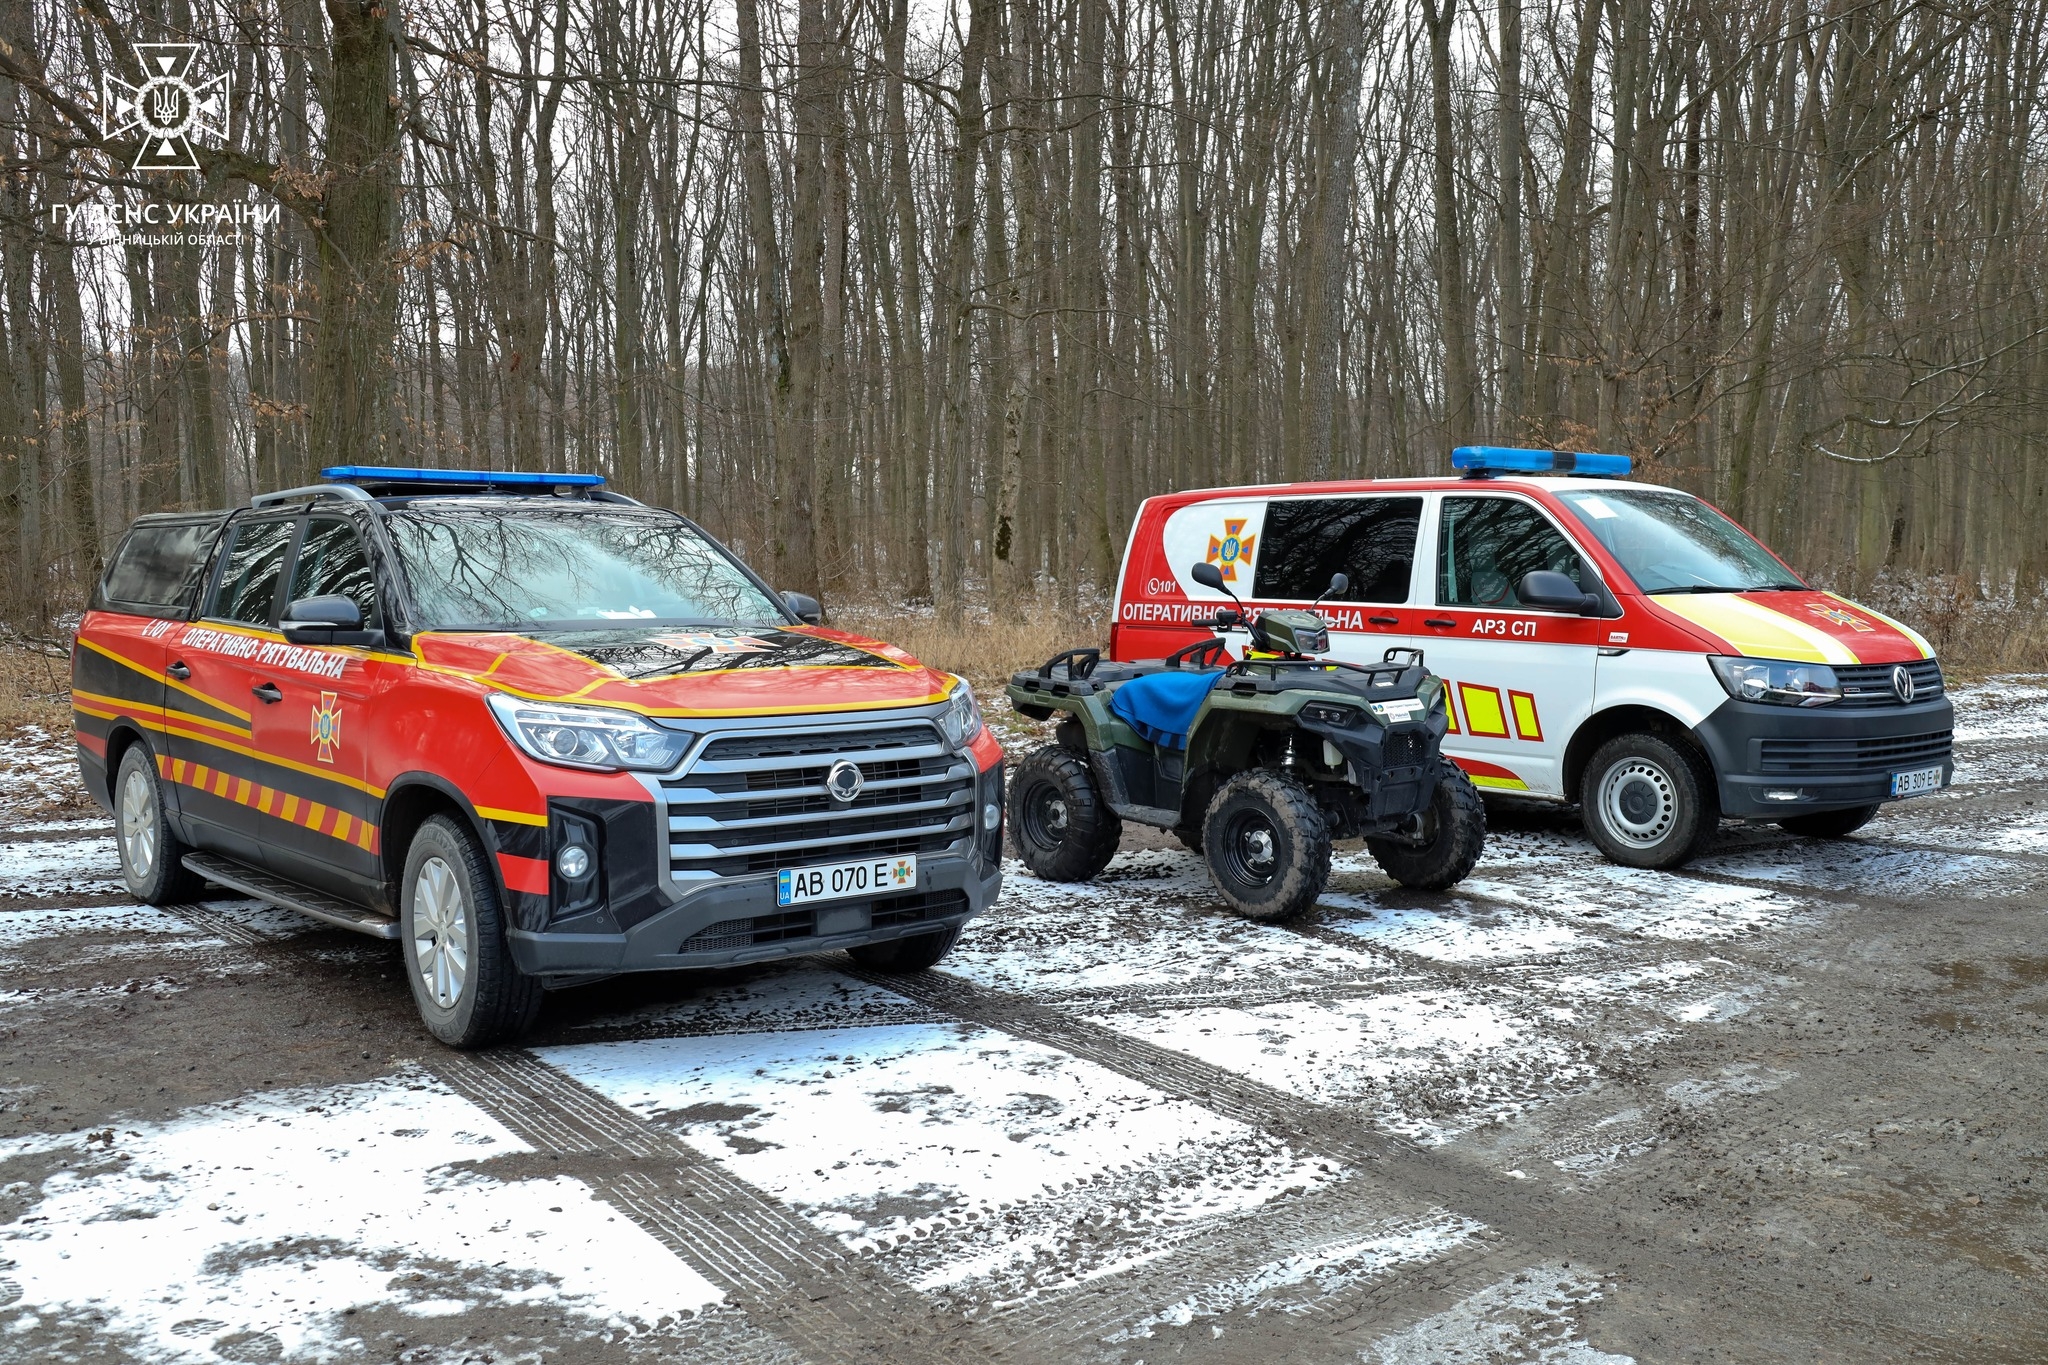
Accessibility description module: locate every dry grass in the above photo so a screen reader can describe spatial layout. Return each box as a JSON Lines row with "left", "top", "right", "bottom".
{"left": 0, "top": 638, "right": 75, "bottom": 735}
{"left": 829, "top": 596, "right": 1109, "bottom": 701}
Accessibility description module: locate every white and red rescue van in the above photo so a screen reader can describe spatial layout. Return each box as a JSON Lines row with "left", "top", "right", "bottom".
{"left": 1107, "top": 448, "right": 1952, "bottom": 868}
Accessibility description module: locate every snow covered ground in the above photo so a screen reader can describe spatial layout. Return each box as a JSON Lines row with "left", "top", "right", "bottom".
{"left": 2, "top": 676, "right": 2044, "bottom": 1362}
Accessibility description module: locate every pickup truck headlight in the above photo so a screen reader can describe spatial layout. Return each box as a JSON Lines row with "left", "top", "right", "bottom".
{"left": 487, "top": 694, "right": 694, "bottom": 771}
{"left": 1708, "top": 656, "right": 1842, "bottom": 708}
{"left": 940, "top": 679, "right": 984, "bottom": 748}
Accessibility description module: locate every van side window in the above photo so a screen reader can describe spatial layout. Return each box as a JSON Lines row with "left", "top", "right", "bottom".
{"left": 1253, "top": 497, "right": 1422, "bottom": 602}
{"left": 208, "top": 518, "right": 297, "bottom": 625}
{"left": 102, "top": 523, "right": 219, "bottom": 610}
{"left": 289, "top": 518, "right": 381, "bottom": 629}
{"left": 1438, "top": 497, "right": 1591, "bottom": 609}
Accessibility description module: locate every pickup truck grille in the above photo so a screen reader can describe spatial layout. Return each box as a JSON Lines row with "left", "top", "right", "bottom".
{"left": 662, "top": 721, "right": 975, "bottom": 879}
{"left": 1832, "top": 658, "right": 1944, "bottom": 708}
{"left": 679, "top": 890, "right": 968, "bottom": 953}
{"left": 1758, "top": 729, "right": 1952, "bottom": 774}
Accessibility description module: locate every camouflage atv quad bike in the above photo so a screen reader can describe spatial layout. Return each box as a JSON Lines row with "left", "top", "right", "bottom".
{"left": 1005, "top": 563, "right": 1485, "bottom": 922}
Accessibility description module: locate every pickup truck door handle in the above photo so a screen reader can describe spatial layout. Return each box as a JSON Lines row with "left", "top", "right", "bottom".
{"left": 1368, "top": 615, "right": 1401, "bottom": 627}
{"left": 166, "top": 661, "right": 191, "bottom": 680}
{"left": 1423, "top": 617, "right": 1457, "bottom": 629}
{"left": 252, "top": 682, "right": 284, "bottom": 703}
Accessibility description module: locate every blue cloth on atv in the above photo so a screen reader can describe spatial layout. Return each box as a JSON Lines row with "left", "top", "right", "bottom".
{"left": 1109, "top": 668, "right": 1226, "bottom": 750}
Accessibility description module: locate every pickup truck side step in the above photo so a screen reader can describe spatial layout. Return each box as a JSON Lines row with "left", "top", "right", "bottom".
{"left": 181, "top": 852, "right": 402, "bottom": 941}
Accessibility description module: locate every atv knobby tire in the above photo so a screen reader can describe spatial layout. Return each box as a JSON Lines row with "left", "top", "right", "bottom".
{"left": 1201, "top": 770, "right": 1331, "bottom": 922}
{"left": 1367, "top": 759, "right": 1486, "bottom": 890}
{"left": 1010, "top": 746, "right": 1121, "bottom": 881}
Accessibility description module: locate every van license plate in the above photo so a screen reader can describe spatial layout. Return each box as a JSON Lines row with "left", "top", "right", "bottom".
{"left": 1890, "top": 765, "right": 1944, "bottom": 798}
{"left": 778, "top": 854, "right": 918, "bottom": 907}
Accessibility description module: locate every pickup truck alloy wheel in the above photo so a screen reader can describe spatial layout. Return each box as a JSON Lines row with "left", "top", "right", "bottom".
{"left": 1579, "top": 732, "right": 1717, "bottom": 870}
{"left": 400, "top": 815, "right": 543, "bottom": 1047}
{"left": 411, "top": 856, "right": 470, "bottom": 1009}
{"left": 112, "top": 743, "right": 202, "bottom": 904}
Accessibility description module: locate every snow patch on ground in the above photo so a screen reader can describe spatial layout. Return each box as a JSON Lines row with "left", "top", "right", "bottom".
{"left": 539, "top": 1020, "right": 1342, "bottom": 1294}
{"left": 0, "top": 1073, "right": 719, "bottom": 1362}
{"left": 1949, "top": 679, "right": 2048, "bottom": 744}
{"left": 0, "top": 725, "right": 93, "bottom": 828}
{"left": 1108, "top": 1211, "right": 1480, "bottom": 1339}
{"left": 1090, "top": 990, "right": 1585, "bottom": 1143}
{"left": 1318, "top": 890, "right": 1596, "bottom": 963}
{"left": 0, "top": 836, "right": 122, "bottom": 900}
{"left": 1358, "top": 1262, "right": 1631, "bottom": 1363}
{"left": 1461, "top": 865, "right": 1811, "bottom": 941}
{"left": 1693, "top": 842, "right": 2020, "bottom": 898}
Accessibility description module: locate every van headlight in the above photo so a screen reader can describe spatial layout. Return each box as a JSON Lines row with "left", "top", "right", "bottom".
{"left": 1708, "top": 656, "right": 1842, "bottom": 708}
{"left": 487, "top": 694, "right": 694, "bottom": 771}
{"left": 940, "top": 679, "right": 984, "bottom": 748}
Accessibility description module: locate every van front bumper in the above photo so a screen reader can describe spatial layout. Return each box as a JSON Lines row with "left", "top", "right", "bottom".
{"left": 1693, "top": 695, "right": 1955, "bottom": 820}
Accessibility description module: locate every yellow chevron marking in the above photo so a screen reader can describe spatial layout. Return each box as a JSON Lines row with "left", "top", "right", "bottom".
{"left": 1825, "top": 593, "right": 1935, "bottom": 659}
{"left": 1655, "top": 595, "right": 1860, "bottom": 664}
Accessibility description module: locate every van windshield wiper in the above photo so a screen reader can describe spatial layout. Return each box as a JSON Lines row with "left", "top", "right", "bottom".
{"left": 1647, "top": 583, "right": 1801, "bottom": 594}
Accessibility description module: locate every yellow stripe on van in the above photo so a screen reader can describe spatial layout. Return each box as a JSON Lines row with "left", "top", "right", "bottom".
{"left": 1655, "top": 595, "right": 1860, "bottom": 664}
{"left": 1825, "top": 594, "right": 1935, "bottom": 659}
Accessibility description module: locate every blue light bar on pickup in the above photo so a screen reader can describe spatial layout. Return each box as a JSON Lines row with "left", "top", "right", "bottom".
{"left": 320, "top": 465, "right": 606, "bottom": 488}
{"left": 1451, "top": 446, "right": 1632, "bottom": 477}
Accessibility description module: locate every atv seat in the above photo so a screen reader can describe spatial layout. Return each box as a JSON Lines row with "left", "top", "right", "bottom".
{"left": 1108, "top": 668, "right": 1226, "bottom": 750}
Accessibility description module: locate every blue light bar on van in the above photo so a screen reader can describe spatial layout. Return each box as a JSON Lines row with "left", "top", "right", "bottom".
{"left": 320, "top": 465, "right": 606, "bottom": 488}
{"left": 1451, "top": 446, "right": 1631, "bottom": 477}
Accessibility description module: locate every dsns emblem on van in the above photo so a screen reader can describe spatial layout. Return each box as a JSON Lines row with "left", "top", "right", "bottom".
{"left": 825, "top": 759, "right": 864, "bottom": 804}
{"left": 1206, "top": 518, "right": 1257, "bottom": 583}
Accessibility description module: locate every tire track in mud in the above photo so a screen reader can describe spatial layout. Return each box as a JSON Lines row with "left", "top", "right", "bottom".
{"left": 848, "top": 962, "right": 2006, "bottom": 1361}
{"left": 431, "top": 1049, "right": 970, "bottom": 1365}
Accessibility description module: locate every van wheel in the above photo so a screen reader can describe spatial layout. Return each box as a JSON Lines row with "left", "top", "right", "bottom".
{"left": 1777, "top": 804, "right": 1880, "bottom": 839}
{"left": 849, "top": 926, "right": 960, "bottom": 973}
{"left": 1579, "top": 733, "right": 1718, "bottom": 869}
{"left": 1202, "top": 771, "right": 1330, "bottom": 922}
{"left": 401, "top": 815, "right": 542, "bottom": 1048}
{"left": 1010, "top": 746, "right": 1121, "bottom": 881}
{"left": 1367, "top": 760, "right": 1486, "bottom": 890}
{"left": 113, "top": 742, "right": 205, "bottom": 905}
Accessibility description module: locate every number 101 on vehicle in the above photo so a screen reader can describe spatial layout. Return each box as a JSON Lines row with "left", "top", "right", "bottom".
{"left": 778, "top": 854, "right": 918, "bottom": 907}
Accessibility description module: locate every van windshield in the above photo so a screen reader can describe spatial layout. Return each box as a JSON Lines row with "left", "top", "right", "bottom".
{"left": 384, "top": 506, "right": 786, "bottom": 629}
{"left": 1557, "top": 489, "right": 1805, "bottom": 594}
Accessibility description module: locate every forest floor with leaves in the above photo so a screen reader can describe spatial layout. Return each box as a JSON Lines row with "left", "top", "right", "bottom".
{"left": 1, "top": 669, "right": 2046, "bottom": 1363}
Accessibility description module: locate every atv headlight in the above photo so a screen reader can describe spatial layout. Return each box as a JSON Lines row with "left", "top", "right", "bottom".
{"left": 939, "top": 679, "right": 984, "bottom": 748}
{"left": 1708, "top": 656, "right": 1841, "bottom": 708}
{"left": 487, "top": 694, "right": 694, "bottom": 772}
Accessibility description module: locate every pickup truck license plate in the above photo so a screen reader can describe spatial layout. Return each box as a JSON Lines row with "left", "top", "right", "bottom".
{"left": 1890, "top": 765, "right": 1944, "bottom": 798}
{"left": 778, "top": 854, "right": 918, "bottom": 907}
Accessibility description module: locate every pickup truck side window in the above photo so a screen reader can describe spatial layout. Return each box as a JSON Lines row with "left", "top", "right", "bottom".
{"left": 1438, "top": 497, "right": 1592, "bottom": 609}
{"left": 289, "top": 517, "right": 381, "bottom": 629}
{"left": 208, "top": 518, "right": 297, "bottom": 626}
{"left": 102, "top": 522, "right": 219, "bottom": 611}
{"left": 1253, "top": 497, "right": 1422, "bottom": 602}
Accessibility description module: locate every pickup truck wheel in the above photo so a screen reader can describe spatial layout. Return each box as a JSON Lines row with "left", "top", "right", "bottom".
{"left": 1010, "top": 746, "right": 1121, "bottom": 881}
{"left": 1777, "top": 803, "right": 1880, "bottom": 839}
{"left": 1201, "top": 770, "right": 1330, "bottom": 922}
{"left": 1367, "top": 760, "right": 1486, "bottom": 890}
{"left": 401, "top": 815, "right": 541, "bottom": 1048}
{"left": 848, "top": 926, "right": 960, "bottom": 972}
{"left": 113, "top": 742, "right": 204, "bottom": 904}
{"left": 1579, "top": 733, "right": 1718, "bottom": 869}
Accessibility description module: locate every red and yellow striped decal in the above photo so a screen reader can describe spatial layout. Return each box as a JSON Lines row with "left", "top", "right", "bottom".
{"left": 156, "top": 752, "right": 378, "bottom": 854}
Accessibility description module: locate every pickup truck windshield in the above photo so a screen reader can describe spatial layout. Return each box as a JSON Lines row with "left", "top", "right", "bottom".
{"left": 385, "top": 506, "right": 785, "bottom": 629}
{"left": 1557, "top": 489, "right": 1804, "bottom": 594}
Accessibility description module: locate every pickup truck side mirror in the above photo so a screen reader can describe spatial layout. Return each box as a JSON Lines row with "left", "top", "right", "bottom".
{"left": 782, "top": 590, "right": 823, "bottom": 626}
{"left": 1517, "top": 570, "right": 1602, "bottom": 616}
{"left": 282, "top": 595, "right": 377, "bottom": 646}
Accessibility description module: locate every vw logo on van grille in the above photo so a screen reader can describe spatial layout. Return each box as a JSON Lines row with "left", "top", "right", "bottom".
{"left": 1891, "top": 665, "right": 1915, "bottom": 704}
{"left": 825, "top": 759, "right": 865, "bottom": 804}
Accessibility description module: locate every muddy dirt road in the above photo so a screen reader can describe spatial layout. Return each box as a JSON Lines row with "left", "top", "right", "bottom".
{"left": 1, "top": 680, "right": 2044, "bottom": 1363}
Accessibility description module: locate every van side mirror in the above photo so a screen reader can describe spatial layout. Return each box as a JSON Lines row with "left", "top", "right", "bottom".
{"left": 282, "top": 595, "right": 373, "bottom": 645}
{"left": 782, "top": 590, "right": 823, "bottom": 626}
{"left": 1190, "top": 562, "right": 1226, "bottom": 591}
{"left": 1517, "top": 570, "right": 1601, "bottom": 615}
